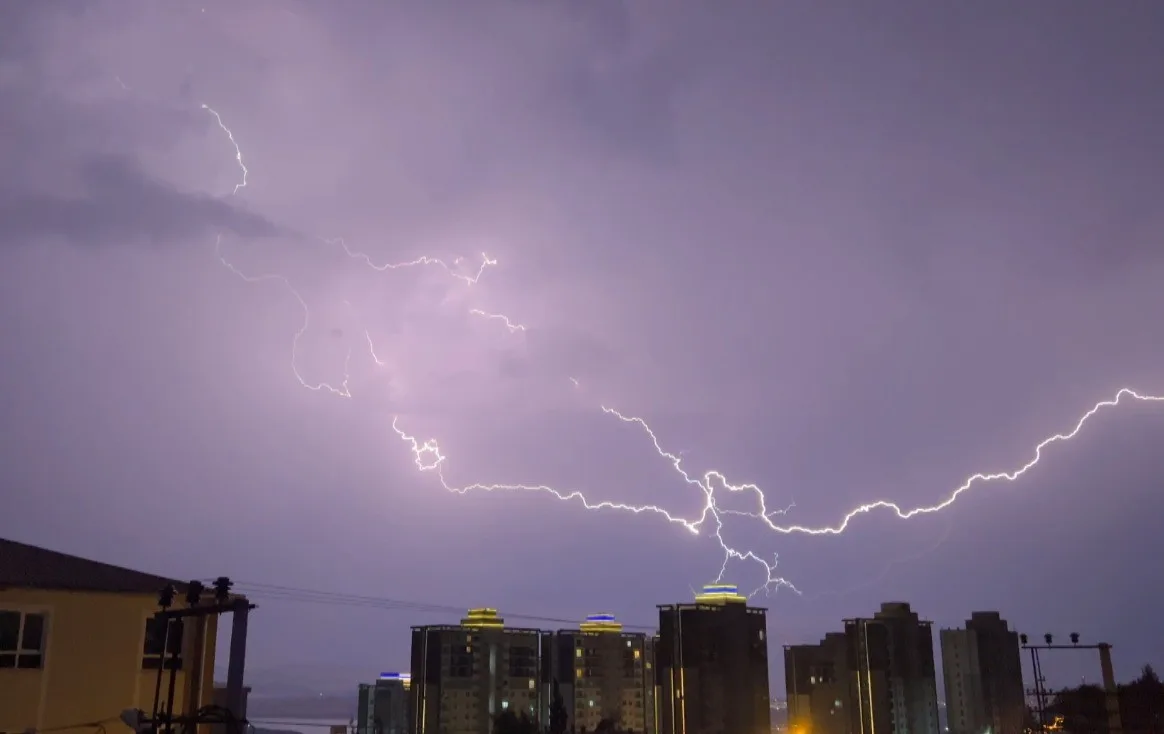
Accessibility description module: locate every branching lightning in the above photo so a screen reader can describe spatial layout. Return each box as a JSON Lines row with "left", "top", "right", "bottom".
{"left": 202, "top": 101, "right": 1164, "bottom": 596}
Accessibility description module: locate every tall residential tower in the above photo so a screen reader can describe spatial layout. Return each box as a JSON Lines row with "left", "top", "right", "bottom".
{"left": 410, "top": 608, "right": 543, "bottom": 734}
{"left": 548, "top": 614, "right": 657, "bottom": 733}
{"left": 940, "top": 612, "right": 1025, "bottom": 734}
{"left": 656, "top": 584, "right": 770, "bottom": 734}
{"left": 358, "top": 673, "right": 412, "bottom": 734}
{"left": 784, "top": 632, "right": 851, "bottom": 734}
{"left": 846, "top": 602, "right": 940, "bottom": 734}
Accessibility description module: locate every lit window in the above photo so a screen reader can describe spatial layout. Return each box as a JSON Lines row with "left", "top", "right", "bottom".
{"left": 576, "top": 648, "right": 582, "bottom": 658}
{"left": 529, "top": 679, "right": 535, "bottom": 690}
{"left": 634, "top": 650, "right": 641, "bottom": 660}
{"left": 501, "top": 701, "right": 509, "bottom": 710}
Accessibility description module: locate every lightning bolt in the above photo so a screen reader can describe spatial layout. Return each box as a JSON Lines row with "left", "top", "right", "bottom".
{"left": 203, "top": 104, "right": 497, "bottom": 397}
{"left": 199, "top": 99, "right": 1164, "bottom": 596}
{"left": 469, "top": 309, "right": 528, "bottom": 332}
{"left": 202, "top": 104, "right": 248, "bottom": 195}
{"left": 326, "top": 237, "right": 497, "bottom": 286}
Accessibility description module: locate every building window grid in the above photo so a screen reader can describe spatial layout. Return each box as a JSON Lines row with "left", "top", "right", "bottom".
{"left": 0, "top": 610, "right": 47, "bottom": 670}
{"left": 142, "top": 616, "right": 184, "bottom": 670}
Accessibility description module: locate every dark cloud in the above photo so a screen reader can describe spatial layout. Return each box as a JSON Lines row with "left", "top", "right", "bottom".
{"left": 0, "top": 153, "right": 282, "bottom": 247}
{"left": 4, "top": 0, "right": 1164, "bottom": 701}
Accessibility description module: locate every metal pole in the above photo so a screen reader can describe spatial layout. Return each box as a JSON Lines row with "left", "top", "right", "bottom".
{"left": 164, "top": 619, "right": 182, "bottom": 734}
{"left": 224, "top": 598, "right": 251, "bottom": 724}
{"left": 1098, "top": 644, "right": 1122, "bottom": 734}
{"left": 152, "top": 617, "right": 171, "bottom": 729}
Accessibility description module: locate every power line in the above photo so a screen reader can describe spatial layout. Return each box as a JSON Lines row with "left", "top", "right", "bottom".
{"left": 219, "top": 580, "right": 658, "bottom": 632}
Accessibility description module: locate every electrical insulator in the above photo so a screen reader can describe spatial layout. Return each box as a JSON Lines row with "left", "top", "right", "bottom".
{"left": 186, "top": 580, "right": 205, "bottom": 607}
{"left": 213, "top": 576, "right": 233, "bottom": 604}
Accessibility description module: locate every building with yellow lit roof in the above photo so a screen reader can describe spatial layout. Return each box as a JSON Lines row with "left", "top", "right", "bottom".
{"left": 409, "top": 608, "right": 544, "bottom": 734}
{"left": 656, "top": 583, "right": 771, "bottom": 734}
{"left": 547, "top": 613, "right": 657, "bottom": 733}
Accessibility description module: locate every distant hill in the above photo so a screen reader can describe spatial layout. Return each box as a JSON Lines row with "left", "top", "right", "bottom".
{"left": 247, "top": 694, "right": 354, "bottom": 720}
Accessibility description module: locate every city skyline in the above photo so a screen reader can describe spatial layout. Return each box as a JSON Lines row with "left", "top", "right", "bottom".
{"left": 3, "top": 0, "right": 1164, "bottom": 706}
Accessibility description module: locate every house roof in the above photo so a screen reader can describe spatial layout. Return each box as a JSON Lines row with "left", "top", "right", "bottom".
{"left": 0, "top": 537, "right": 188, "bottom": 595}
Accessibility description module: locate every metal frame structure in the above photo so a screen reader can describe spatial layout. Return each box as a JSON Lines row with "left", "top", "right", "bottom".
{"left": 140, "top": 577, "right": 256, "bottom": 734}
{"left": 1020, "top": 633, "right": 1121, "bottom": 733}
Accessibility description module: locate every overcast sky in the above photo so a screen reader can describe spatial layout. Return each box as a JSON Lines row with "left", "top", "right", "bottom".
{"left": 2, "top": 0, "right": 1164, "bottom": 698}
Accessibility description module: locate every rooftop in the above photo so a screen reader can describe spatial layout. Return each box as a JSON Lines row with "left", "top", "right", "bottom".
{"left": 0, "top": 537, "right": 188, "bottom": 595}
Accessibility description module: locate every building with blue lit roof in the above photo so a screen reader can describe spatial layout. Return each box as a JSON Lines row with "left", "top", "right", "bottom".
{"left": 656, "top": 583, "right": 771, "bottom": 734}
{"left": 547, "top": 613, "right": 658, "bottom": 733}
{"left": 357, "top": 672, "right": 411, "bottom": 734}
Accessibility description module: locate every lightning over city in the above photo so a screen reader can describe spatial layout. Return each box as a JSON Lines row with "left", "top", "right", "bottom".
{"left": 7, "top": 2, "right": 1164, "bottom": 714}
{"left": 200, "top": 99, "right": 1164, "bottom": 596}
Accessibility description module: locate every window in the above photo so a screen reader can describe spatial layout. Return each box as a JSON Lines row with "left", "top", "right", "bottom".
{"left": 0, "top": 610, "right": 47, "bottom": 669}
{"left": 142, "top": 616, "right": 184, "bottom": 670}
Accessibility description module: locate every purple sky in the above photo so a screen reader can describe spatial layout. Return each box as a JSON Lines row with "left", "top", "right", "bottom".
{"left": 3, "top": 0, "right": 1164, "bottom": 698}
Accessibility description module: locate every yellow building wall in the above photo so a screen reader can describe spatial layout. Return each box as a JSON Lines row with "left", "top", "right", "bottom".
{"left": 0, "top": 589, "right": 218, "bottom": 734}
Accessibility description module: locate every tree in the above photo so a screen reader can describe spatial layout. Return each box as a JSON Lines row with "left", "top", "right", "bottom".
{"left": 1046, "top": 664, "right": 1164, "bottom": 734}
{"left": 549, "top": 679, "right": 569, "bottom": 734}
{"left": 492, "top": 709, "right": 539, "bottom": 734}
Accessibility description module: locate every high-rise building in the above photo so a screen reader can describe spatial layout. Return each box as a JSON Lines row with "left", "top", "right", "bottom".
{"left": 940, "top": 612, "right": 1025, "bottom": 734}
{"left": 656, "top": 583, "right": 770, "bottom": 734}
{"left": 846, "top": 602, "right": 940, "bottom": 734}
{"left": 410, "top": 608, "right": 544, "bottom": 734}
{"left": 784, "top": 632, "right": 851, "bottom": 734}
{"left": 546, "top": 613, "right": 657, "bottom": 733}
{"left": 358, "top": 673, "right": 412, "bottom": 734}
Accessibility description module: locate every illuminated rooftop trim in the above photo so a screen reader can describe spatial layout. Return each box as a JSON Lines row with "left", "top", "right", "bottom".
{"left": 379, "top": 672, "right": 411, "bottom": 681}
{"left": 580, "top": 613, "right": 623, "bottom": 633}
{"left": 461, "top": 607, "right": 505, "bottom": 628}
{"left": 694, "top": 583, "right": 746, "bottom": 604}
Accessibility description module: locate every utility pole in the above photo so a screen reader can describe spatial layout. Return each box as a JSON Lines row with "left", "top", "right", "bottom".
{"left": 140, "top": 577, "right": 256, "bottom": 734}
{"left": 1020, "top": 632, "right": 1122, "bottom": 734}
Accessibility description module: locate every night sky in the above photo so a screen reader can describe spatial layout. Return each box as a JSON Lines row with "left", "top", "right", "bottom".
{"left": 3, "top": 0, "right": 1164, "bottom": 699}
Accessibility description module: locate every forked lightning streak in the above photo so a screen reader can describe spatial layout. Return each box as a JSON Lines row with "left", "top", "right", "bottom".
{"left": 202, "top": 101, "right": 1164, "bottom": 595}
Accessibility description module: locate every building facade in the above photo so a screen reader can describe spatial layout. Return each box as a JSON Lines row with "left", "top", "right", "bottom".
{"left": 845, "top": 602, "right": 940, "bottom": 734}
{"left": 547, "top": 614, "right": 656, "bottom": 733}
{"left": 358, "top": 673, "right": 412, "bottom": 734}
{"left": 0, "top": 538, "right": 222, "bottom": 734}
{"left": 784, "top": 632, "right": 851, "bottom": 734}
{"left": 940, "top": 612, "right": 1025, "bottom": 734}
{"left": 656, "top": 584, "right": 770, "bottom": 734}
{"left": 410, "top": 608, "right": 543, "bottom": 734}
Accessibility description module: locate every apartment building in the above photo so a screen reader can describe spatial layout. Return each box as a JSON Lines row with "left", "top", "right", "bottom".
{"left": 784, "top": 632, "right": 851, "bottom": 734}
{"left": 410, "top": 608, "right": 543, "bottom": 734}
{"left": 548, "top": 613, "right": 656, "bottom": 733}
{"left": 845, "top": 602, "right": 940, "bottom": 734}
{"left": 656, "top": 584, "right": 770, "bottom": 734}
{"left": 940, "top": 612, "right": 1025, "bottom": 734}
{"left": 358, "top": 673, "right": 412, "bottom": 734}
